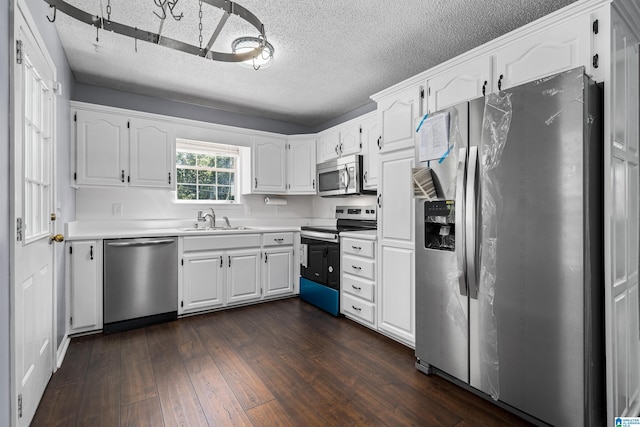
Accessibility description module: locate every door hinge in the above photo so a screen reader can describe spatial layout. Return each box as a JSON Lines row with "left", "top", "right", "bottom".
{"left": 16, "top": 218, "right": 23, "bottom": 242}
{"left": 16, "top": 40, "right": 23, "bottom": 64}
{"left": 18, "top": 394, "right": 22, "bottom": 418}
{"left": 593, "top": 19, "right": 599, "bottom": 34}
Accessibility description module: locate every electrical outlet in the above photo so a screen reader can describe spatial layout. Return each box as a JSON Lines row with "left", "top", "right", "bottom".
{"left": 112, "top": 203, "right": 123, "bottom": 216}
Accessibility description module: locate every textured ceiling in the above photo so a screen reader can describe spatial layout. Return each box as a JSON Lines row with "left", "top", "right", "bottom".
{"left": 52, "top": 0, "right": 578, "bottom": 127}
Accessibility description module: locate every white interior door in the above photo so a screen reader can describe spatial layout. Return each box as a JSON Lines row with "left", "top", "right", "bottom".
{"left": 13, "top": 5, "right": 57, "bottom": 426}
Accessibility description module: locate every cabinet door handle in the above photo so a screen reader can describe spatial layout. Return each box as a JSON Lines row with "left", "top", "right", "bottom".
{"left": 498, "top": 74, "right": 504, "bottom": 91}
{"left": 363, "top": 171, "right": 368, "bottom": 183}
{"left": 339, "top": 143, "right": 343, "bottom": 153}
{"left": 352, "top": 246, "right": 362, "bottom": 250}
{"left": 377, "top": 194, "right": 382, "bottom": 208}
{"left": 335, "top": 145, "right": 339, "bottom": 155}
{"left": 352, "top": 285, "right": 362, "bottom": 291}
{"left": 377, "top": 136, "right": 382, "bottom": 150}
{"left": 312, "top": 179, "right": 315, "bottom": 189}
{"left": 352, "top": 265, "right": 362, "bottom": 270}
{"left": 121, "top": 170, "right": 125, "bottom": 183}
{"left": 90, "top": 245, "right": 94, "bottom": 260}
{"left": 352, "top": 305, "right": 362, "bottom": 312}
{"left": 265, "top": 252, "right": 268, "bottom": 263}
{"left": 168, "top": 172, "right": 171, "bottom": 184}
{"left": 254, "top": 178, "right": 258, "bottom": 189}
{"left": 228, "top": 256, "right": 231, "bottom": 267}
{"left": 220, "top": 257, "right": 223, "bottom": 268}
{"left": 482, "top": 80, "right": 487, "bottom": 96}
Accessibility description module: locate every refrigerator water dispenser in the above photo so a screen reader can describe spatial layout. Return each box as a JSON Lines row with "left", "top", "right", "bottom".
{"left": 423, "top": 200, "right": 455, "bottom": 251}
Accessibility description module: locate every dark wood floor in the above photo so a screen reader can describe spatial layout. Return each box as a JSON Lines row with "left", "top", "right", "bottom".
{"left": 32, "top": 298, "right": 531, "bottom": 427}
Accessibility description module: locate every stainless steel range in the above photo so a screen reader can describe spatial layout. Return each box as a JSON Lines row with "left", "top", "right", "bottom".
{"left": 300, "top": 205, "right": 377, "bottom": 315}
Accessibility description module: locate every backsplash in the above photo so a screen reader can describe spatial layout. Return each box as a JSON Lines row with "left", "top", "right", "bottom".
{"left": 75, "top": 188, "right": 378, "bottom": 222}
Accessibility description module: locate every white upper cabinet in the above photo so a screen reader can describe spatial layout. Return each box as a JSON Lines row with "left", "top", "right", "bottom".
{"left": 287, "top": 138, "right": 316, "bottom": 194}
{"left": 74, "top": 107, "right": 175, "bottom": 189}
{"left": 317, "top": 129, "right": 341, "bottom": 163}
{"left": 316, "top": 122, "right": 363, "bottom": 164}
{"left": 249, "top": 136, "right": 287, "bottom": 194}
{"left": 426, "top": 56, "right": 493, "bottom": 113}
{"left": 360, "top": 113, "right": 379, "bottom": 190}
{"left": 377, "top": 85, "right": 421, "bottom": 154}
{"left": 495, "top": 13, "right": 592, "bottom": 91}
{"left": 339, "top": 123, "right": 362, "bottom": 156}
{"left": 75, "top": 109, "right": 128, "bottom": 187}
{"left": 129, "top": 118, "right": 175, "bottom": 188}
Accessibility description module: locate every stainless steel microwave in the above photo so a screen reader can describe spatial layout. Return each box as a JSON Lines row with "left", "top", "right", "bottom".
{"left": 316, "top": 154, "right": 375, "bottom": 197}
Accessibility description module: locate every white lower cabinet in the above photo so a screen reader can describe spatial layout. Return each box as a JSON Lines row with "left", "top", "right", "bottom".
{"left": 227, "top": 249, "right": 262, "bottom": 305}
{"left": 179, "top": 231, "right": 297, "bottom": 315}
{"left": 264, "top": 248, "right": 294, "bottom": 297}
{"left": 181, "top": 251, "right": 225, "bottom": 313}
{"left": 340, "top": 233, "right": 377, "bottom": 330}
{"left": 68, "top": 240, "right": 102, "bottom": 334}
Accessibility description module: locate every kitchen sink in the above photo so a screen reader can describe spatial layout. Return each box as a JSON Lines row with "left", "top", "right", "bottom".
{"left": 179, "top": 226, "right": 253, "bottom": 232}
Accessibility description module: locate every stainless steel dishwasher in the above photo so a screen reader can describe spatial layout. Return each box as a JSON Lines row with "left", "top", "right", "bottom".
{"left": 103, "top": 236, "right": 178, "bottom": 333}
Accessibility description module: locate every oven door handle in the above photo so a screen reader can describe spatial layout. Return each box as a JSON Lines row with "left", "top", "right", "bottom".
{"left": 300, "top": 230, "right": 339, "bottom": 243}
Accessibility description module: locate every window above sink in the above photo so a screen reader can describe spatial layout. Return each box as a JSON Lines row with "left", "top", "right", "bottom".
{"left": 176, "top": 138, "right": 239, "bottom": 204}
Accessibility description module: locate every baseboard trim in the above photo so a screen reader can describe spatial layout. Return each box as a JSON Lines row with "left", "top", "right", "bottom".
{"left": 56, "top": 335, "right": 71, "bottom": 370}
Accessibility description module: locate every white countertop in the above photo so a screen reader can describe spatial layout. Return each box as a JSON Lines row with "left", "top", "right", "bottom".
{"left": 65, "top": 220, "right": 303, "bottom": 240}
{"left": 340, "top": 229, "right": 377, "bottom": 240}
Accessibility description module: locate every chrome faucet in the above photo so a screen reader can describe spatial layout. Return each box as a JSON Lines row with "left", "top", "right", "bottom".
{"left": 197, "top": 208, "right": 216, "bottom": 228}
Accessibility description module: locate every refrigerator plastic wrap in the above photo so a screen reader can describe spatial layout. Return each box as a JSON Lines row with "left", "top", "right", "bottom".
{"left": 446, "top": 255, "right": 468, "bottom": 341}
{"left": 478, "top": 90, "right": 513, "bottom": 401}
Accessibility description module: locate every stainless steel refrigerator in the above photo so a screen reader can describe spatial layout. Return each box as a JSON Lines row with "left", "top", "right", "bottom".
{"left": 414, "top": 66, "right": 604, "bottom": 426}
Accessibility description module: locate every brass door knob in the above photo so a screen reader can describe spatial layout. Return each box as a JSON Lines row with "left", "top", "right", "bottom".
{"left": 50, "top": 234, "right": 64, "bottom": 243}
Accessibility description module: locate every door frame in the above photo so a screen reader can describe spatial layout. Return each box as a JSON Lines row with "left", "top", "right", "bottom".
{"left": 9, "top": 0, "right": 60, "bottom": 425}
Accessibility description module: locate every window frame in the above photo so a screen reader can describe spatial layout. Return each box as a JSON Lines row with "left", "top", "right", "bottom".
{"left": 174, "top": 139, "right": 240, "bottom": 204}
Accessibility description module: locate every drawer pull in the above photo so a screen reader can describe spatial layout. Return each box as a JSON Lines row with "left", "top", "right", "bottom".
{"left": 352, "top": 305, "right": 362, "bottom": 312}
{"left": 351, "top": 285, "right": 362, "bottom": 291}
{"left": 351, "top": 245, "right": 362, "bottom": 250}
{"left": 274, "top": 238, "right": 284, "bottom": 242}
{"left": 352, "top": 265, "right": 362, "bottom": 270}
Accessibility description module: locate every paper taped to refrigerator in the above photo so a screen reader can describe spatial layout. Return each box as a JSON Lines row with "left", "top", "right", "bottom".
{"left": 417, "top": 112, "right": 450, "bottom": 162}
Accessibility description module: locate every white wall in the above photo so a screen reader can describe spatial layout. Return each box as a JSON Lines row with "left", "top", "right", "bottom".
{"left": 75, "top": 187, "right": 316, "bottom": 225}
{"left": 1, "top": 0, "right": 11, "bottom": 424}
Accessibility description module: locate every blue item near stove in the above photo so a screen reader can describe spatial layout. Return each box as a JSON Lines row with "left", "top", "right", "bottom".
{"left": 299, "top": 277, "right": 339, "bottom": 316}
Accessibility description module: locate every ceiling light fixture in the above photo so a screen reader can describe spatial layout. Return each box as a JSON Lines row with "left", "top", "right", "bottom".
{"left": 42, "top": 0, "right": 273, "bottom": 69}
{"left": 231, "top": 36, "right": 274, "bottom": 70}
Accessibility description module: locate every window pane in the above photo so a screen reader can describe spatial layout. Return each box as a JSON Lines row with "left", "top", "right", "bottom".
{"left": 198, "top": 185, "right": 217, "bottom": 200}
{"left": 197, "top": 154, "right": 216, "bottom": 168}
{"left": 217, "top": 171, "right": 234, "bottom": 185}
{"left": 176, "top": 152, "right": 196, "bottom": 166}
{"left": 177, "top": 168, "right": 197, "bottom": 184}
{"left": 199, "top": 170, "right": 216, "bottom": 185}
{"left": 177, "top": 184, "right": 197, "bottom": 200}
{"left": 217, "top": 156, "right": 235, "bottom": 169}
{"left": 218, "top": 186, "right": 234, "bottom": 201}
